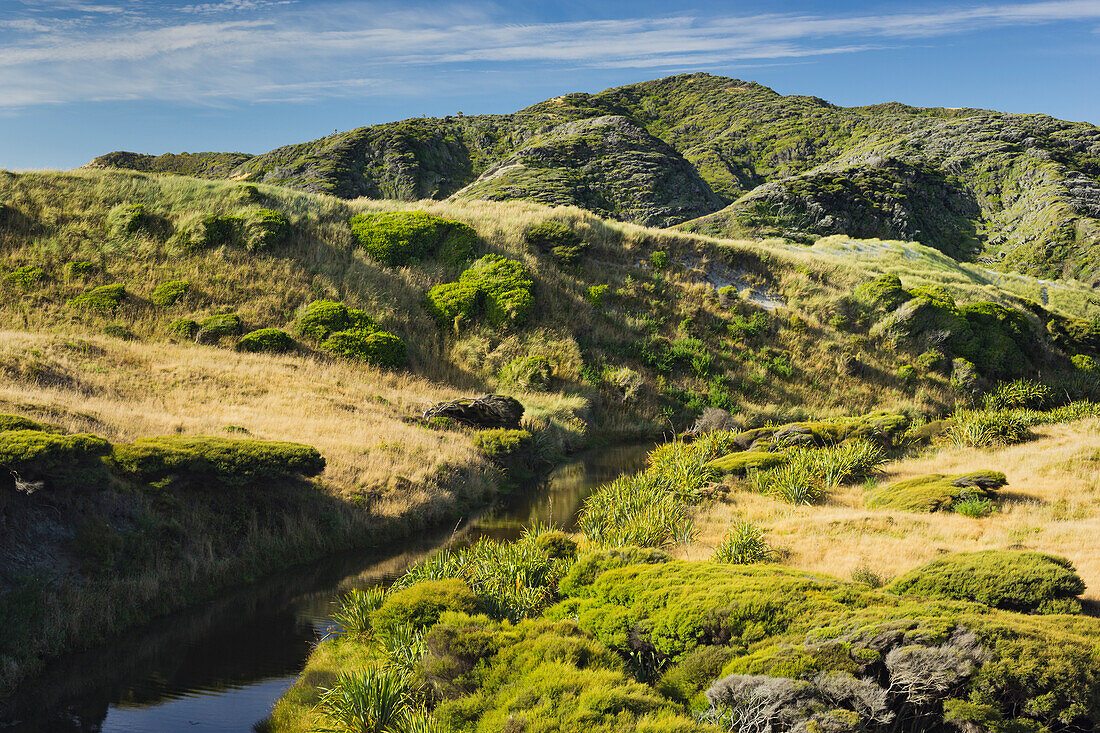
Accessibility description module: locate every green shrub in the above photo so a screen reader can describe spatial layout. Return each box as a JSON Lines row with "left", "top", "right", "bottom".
{"left": 427, "top": 255, "right": 534, "bottom": 329}
{"left": 318, "top": 668, "right": 425, "bottom": 733}
{"left": 150, "top": 280, "right": 190, "bottom": 307}
{"left": 866, "top": 470, "right": 1007, "bottom": 512}
{"left": 320, "top": 329, "right": 406, "bottom": 368}
{"left": 425, "top": 281, "right": 483, "bottom": 326}
{"left": 4, "top": 265, "right": 45, "bottom": 287}
{"left": 523, "top": 220, "right": 588, "bottom": 265}
{"left": 947, "top": 410, "right": 1032, "bottom": 447}
{"left": 195, "top": 313, "right": 242, "bottom": 343}
{"left": 890, "top": 550, "right": 1086, "bottom": 614}
{"left": 983, "top": 379, "right": 1052, "bottom": 410}
{"left": 585, "top": 284, "right": 609, "bottom": 308}
{"left": 499, "top": 355, "right": 553, "bottom": 391}
{"left": 953, "top": 497, "right": 995, "bottom": 518}
{"left": 294, "top": 299, "right": 377, "bottom": 341}
{"left": 533, "top": 531, "right": 578, "bottom": 561}
{"left": 186, "top": 214, "right": 243, "bottom": 250}
{"left": 332, "top": 587, "right": 386, "bottom": 638}
{"left": 107, "top": 203, "right": 165, "bottom": 237}
{"left": 1072, "top": 354, "right": 1100, "bottom": 373}
{"left": 0, "top": 430, "right": 111, "bottom": 491}
{"left": 236, "top": 328, "right": 295, "bottom": 354}
{"left": 712, "top": 521, "right": 775, "bottom": 564}
{"left": 66, "top": 261, "right": 94, "bottom": 280}
{"left": 103, "top": 324, "right": 136, "bottom": 340}
{"left": 854, "top": 273, "right": 910, "bottom": 312}
{"left": 558, "top": 547, "right": 670, "bottom": 597}
{"left": 753, "top": 450, "right": 824, "bottom": 505}
{"left": 577, "top": 472, "right": 696, "bottom": 549}
{"left": 657, "top": 645, "right": 737, "bottom": 705}
{"left": 350, "top": 211, "right": 477, "bottom": 266}
{"left": 0, "top": 414, "right": 59, "bottom": 433}
{"left": 166, "top": 318, "right": 199, "bottom": 340}
{"left": 372, "top": 579, "right": 479, "bottom": 635}
{"left": 68, "top": 284, "right": 126, "bottom": 312}
{"left": 111, "top": 435, "right": 325, "bottom": 489}
{"left": 471, "top": 428, "right": 532, "bottom": 460}
{"left": 650, "top": 250, "right": 670, "bottom": 270}
{"left": 245, "top": 208, "right": 290, "bottom": 249}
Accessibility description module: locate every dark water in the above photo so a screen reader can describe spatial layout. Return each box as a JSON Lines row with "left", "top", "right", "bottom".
{"left": 1, "top": 443, "right": 651, "bottom": 733}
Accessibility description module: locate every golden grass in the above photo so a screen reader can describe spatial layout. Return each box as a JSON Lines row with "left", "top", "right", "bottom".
{"left": 681, "top": 419, "right": 1100, "bottom": 600}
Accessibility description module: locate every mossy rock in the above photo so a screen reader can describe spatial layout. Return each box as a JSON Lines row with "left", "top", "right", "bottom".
{"left": 236, "top": 328, "right": 295, "bottom": 354}
{"left": 890, "top": 550, "right": 1086, "bottom": 614}
{"left": 349, "top": 211, "right": 478, "bottom": 266}
{"left": 707, "top": 451, "right": 787, "bottom": 475}
{"left": 68, "top": 284, "right": 126, "bottom": 312}
{"left": 499, "top": 355, "right": 553, "bottom": 391}
{"left": 0, "top": 429, "right": 112, "bottom": 492}
{"left": 195, "top": 313, "right": 242, "bottom": 344}
{"left": 294, "top": 299, "right": 377, "bottom": 341}
{"left": 245, "top": 209, "right": 290, "bottom": 249}
{"left": 4, "top": 265, "right": 46, "bottom": 287}
{"left": 166, "top": 318, "right": 199, "bottom": 341}
{"left": 110, "top": 435, "right": 325, "bottom": 489}
{"left": 0, "top": 414, "right": 60, "bottom": 434}
{"left": 523, "top": 219, "right": 589, "bottom": 265}
{"left": 320, "top": 329, "right": 406, "bottom": 368}
{"left": 866, "top": 470, "right": 1007, "bottom": 512}
{"left": 151, "top": 280, "right": 190, "bottom": 307}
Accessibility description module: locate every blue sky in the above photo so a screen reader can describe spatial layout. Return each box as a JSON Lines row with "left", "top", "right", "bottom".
{"left": 2, "top": 0, "right": 1100, "bottom": 170}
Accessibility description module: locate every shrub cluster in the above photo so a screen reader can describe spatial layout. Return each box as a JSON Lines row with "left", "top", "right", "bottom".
{"left": 294, "top": 299, "right": 376, "bottom": 340}
{"left": 425, "top": 254, "right": 534, "bottom": 329}
{"left": 890, "top": 550, "right": 1086, "bottom": 614}
{"left": 349, "top": 211, "right": 477, "bottom": 266}
{"left": 5, "top": 265, "right": 45, "bottom": 287}
{"left": 470, "top": 428, "right": 533, "bottom": 461}
{"left": 183, "top": 209, "right": 290, "bottom": 251}
{"left": 68, "top": 284, "right": 126, "bottom": 312}
{"left": 293, "top": 299, "right": 406, "bottom": 367}
{"left": 522, "top": 219, "right": 589, "bottom": 265}
{"left": 245, "top": 209, "right": 290, "bottom": 249}
{"left": 111, "top": 435, "right": 325, "bottom": 489}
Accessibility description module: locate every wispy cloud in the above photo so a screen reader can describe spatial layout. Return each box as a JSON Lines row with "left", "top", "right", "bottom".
{"left": 2, "top": 0, "right": 1100, "bottom": 107}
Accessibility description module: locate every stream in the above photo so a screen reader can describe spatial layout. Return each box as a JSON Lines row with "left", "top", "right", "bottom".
{"left": 2, "top": 443, "right": 651, "bottom": 732}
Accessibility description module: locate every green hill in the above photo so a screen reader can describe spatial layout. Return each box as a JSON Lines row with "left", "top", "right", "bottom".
{"left": 89, "top": 73, "right": 1100, "bottom": 282}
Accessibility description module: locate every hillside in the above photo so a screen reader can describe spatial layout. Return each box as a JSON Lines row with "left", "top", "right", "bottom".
{"left": 89, "top": 74, "right": 1100, "bottom": 282}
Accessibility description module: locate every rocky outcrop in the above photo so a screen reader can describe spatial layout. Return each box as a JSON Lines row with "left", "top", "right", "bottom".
{"left": 423, "top": 394, "right": 524, "bottom": 429}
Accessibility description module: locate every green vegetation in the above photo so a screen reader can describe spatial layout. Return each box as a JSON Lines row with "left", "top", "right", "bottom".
{"left": 712, "top": 520, "right": 775, "bottom": 564}
{"left": 350, "top": 211, "right": 477, "bottom": 266}
{"left": 195, "top": 313, "right": 242, "bottom": 343}
{"left": 426, "top": 254, "right": 534, "bottom": 328}
{"left": 499, "top": 355, "right": 553, "bottom": 391}
{"left": 890, "top": 550, "right": 1086, "bottom": 614}
{"left": 68, "top": 283, "right": 126, "bottom": 311}
{"left": 236, "top": 328, "right": 295, "bottom": 354}
{"left": 320, "top": 328, "right": 406, "bottom": 367}
{"left": 470, "top": 428, "right": 533, "bottom": 461}
{"left": 523, "top": 219, "right": 589, "bottom": 265}
{"left": 0, "top": 430, "right": 111, "bottom": 491}
{"left": 294, "top": 299, "right": 377, "bottom": 340}
{"left": 246, "top": 208, "right": 291, "bottom": 249}
{"left": 5, "top": 265, "right": 45, "bottom": 287}
{"left": 866, "top": 470, "right": 1007, "bottom": 512}
{"left": 150, "top": 279, "right": 190, "bottom": 307}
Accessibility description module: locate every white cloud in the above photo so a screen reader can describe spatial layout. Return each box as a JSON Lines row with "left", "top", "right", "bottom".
{"left": 1, "top": 1, "right": 1100, "bottom": 107}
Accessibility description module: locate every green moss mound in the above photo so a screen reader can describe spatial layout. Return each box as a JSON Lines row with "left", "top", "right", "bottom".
{"left": 708, "top": 451, "right": 787, "bottom": 475}
{"left": 372, "top": 578, "right": 478, "bottom": 635}
{"left": 236, "top": 328, "right": 295, "bottom": 354}
{"left": 890, "top": 550, "right": 1086, "bottom": 614}
{"left": 523, "top": 219, "right": 589, "bottom": 265}
{"left": 499, "top": 355, "right": 553, "bottom": 391}
{"left": 320, "top": 328, "right": 406, "bottom": 367}
{"left": 68, "top": 284, "right": 126, "bottom": 312}
{"left": 195, "top": 313, "right": 242, "bottom": 343}
{"left": 732, "top": 411, "right": 910, "bottom": 451}
{"left": 150, "top": 280, "right": 190, "bottom": 307}
{"left": 349, "top": 211, "right": 478, "bottom": 266}
{"left": 0, "top": 430, "right": 112, "bottom": 491}
{"left": 111, "top": 435, "right": 325, "bottom": 489}
{"left": 427, "top": 254, "right": 534, "bottom": 329}
{"left": 866, "top": 470, "right": 1007, "bottom": 512}
{"left": 245, "top": 208, "right": 290, "bottom": 249}
{"left": 294, "top": 299, "right": 376, "bottom": 340}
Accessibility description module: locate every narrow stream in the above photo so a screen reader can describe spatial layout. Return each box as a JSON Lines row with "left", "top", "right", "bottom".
{"left": 2, "top": 443, "right": 651, "bottom": 732}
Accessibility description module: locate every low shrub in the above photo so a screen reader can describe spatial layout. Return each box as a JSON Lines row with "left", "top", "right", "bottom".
{"left": 471, "top": 428, "right": 532, "bottom": 460}
{"left": 150, "top": 280, "right": 190, "bottom": 307}
{"left": 185, "top": 214, "right": 244, "bottom": 251}
{"left": 1072, "top": 354, "right": 1100, "bottom": 373}
{"left": 68, "top": 284, "right": 126, "bottom": 312}
{"left": 107, "top": 203, "right": 166, "bottom": 237}
{"left": 426, "top": 255, "right": 534, "bottom": 329}
{"left": 712, "top": 521, "right": 775, "bottom": 564}
{"left": 523, "top": 220, "right": 588, "bottom": 265}
{"left": 890, "top": 550, "right": 1086, "bottom": 614}
{"left": 499, "top": 355, "right": 553, "bottom": 391}
{"left": 0, "top": 430, "right": 111, "bottom": 492}
{"left": 245, "top": 208, "right": 290, "bottom": 249}
{"left": 236, "top": 328, "right": 295, "bottom": 354}
{"left": 533, "top": 531, "right": 578, "bottom": 561}
{"left": 866, "top": 470, "right": 1007, "bottom": 512}
{"left": 585, "top": 284, "right": 609, "bottom": 308}
{"left": 320, "top": 329, "right": 406, "bottom": 367}
{"left": 953, "top": 497, "right": 995, "bottom": 518}
{"left": 103, "top": 324, "right": 136, "bottom": 340}
{"left": 424, "top": 281, "right": 483, "bottom": 327}
{"left": 372, "top": 579, "right": 479, "bottom": 635}
{"left": 0, "top": 414, "right": 59, "bottom": 433}
{"left": 4, "top": 265, "right": 45, "bottom": 287}
{"left": 195, "top": 313, "right": 242, "bottom": 343}
{"left": 294, "top": 299, "right": 377, "bottom": 341}
{"left": 66, "top": 261, "right": 94, "bottom": 280}
{"left": 111, "top": 435, "right": 325, "bottom": 489}
{"left": 854, "top": 273, "right": 910, "bottom": 312}
{"left": 166, "top": 318, "right": 199, "bottom": 340}
{"left": 650, "top": 250, "right": 670, "bottom": 270}
{"left": 350, "top": 211, "right": 477, "bottom": 266}
{"left": 983, "top": 379, "right": 1052, "bottom": 410}
{"left": 753, "top": 451, "right": 824, "bottom": 505}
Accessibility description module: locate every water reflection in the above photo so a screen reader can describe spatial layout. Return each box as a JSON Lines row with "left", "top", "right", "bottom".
{"left": 1, "top": 443, "right": 650, "bottom": 732}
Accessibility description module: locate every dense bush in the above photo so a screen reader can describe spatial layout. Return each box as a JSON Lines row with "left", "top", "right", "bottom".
{"left": 245, "top": 208, "right": 290, "bottom": 249}
{"left": 111, "top": 435, "right": 325, "bottom": 489}
{"left": 890, "top": 550, "right": 1086, "bottom": 614}
{"left": 349, "top": 211, "right": 477, "bottom": 266}
{"left": 499, "top": 355, "right": 553, "bottom": 391}
{"left": 236, "top": 328, "right": 295, "bottom": 354}
{"left": 66, "top": 261, "right": 94, "bottom": 280}
{"left": 320, "top": 329, "right": 406, "bottom": 367}
{"left": 371, "top": 579, "right": 478, "bottom": 635}
{"left": 0, "top": 430, "right": 111, "bottom": 491}
{"left": 426, "top": 255, "right": 534, "bottom": 329}
{"left": 0, "top": 414, "right": 58, "bottom": 433}
{"left": 150, "top": 280, "right": 190, "bottom": 307}
{"left": 424, "top": 281, "right": 483, "bottom": 327}
{"left": 523, "top": 220, "right": 588, "bottom": 265}
{"left": 195, "top": 313, "right": 242, "bottom": 343}
{"left": 5, "top": 265, "right": 45, "bottom": 287}
{"left": 855, "top": 273, "right": 911, "bottom": 312}
{"left": 166, "top": 318, "right": 199, "bottom": 340}
{"left": 68, "top": 284, "right": 126, "bottom": 312}
{"left": 533, "top": 531, "right": 578, "bottom": 561}
{"left": 294, "top": 299, "right": 377, "bottom": 340}
{"left": 866, "top": 470, "right": 1007, "bottom": 512}
{"left": 470, "top": 428, "right": 533, "bottom": 460}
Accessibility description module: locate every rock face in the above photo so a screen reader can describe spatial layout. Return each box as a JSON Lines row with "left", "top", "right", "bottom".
{"left": 424, "top": 395, "right": 524, "bottom": 429}
{"left": 89, "top": 73, "right": 1100, "bottom": 282}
